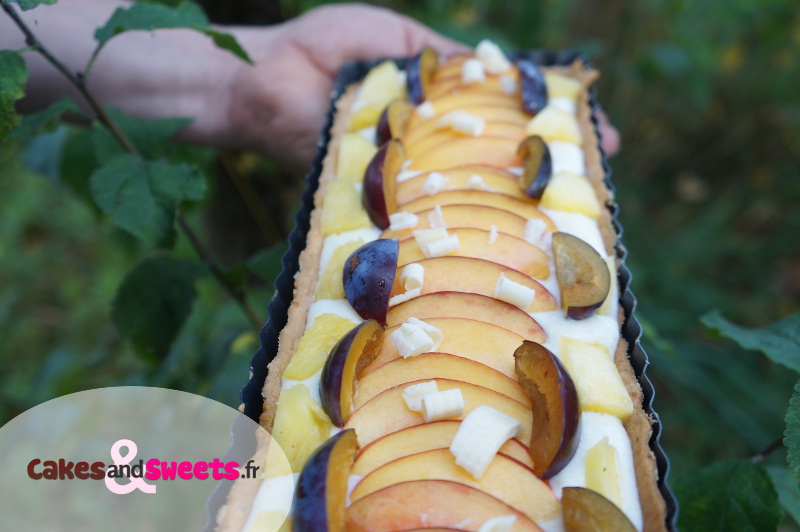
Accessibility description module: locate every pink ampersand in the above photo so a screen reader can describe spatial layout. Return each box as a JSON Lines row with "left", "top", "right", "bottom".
{"left": 105, "top": 439, "right": 157, "bottom": 495}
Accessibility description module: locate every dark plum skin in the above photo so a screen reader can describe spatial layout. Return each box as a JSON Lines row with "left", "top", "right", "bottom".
{"left": 518, "top": 135, "right": 553, "bottom": 199}
{"left": 406, "top": 47, "right": 438, "bottom": 104}
{"left": 362, "top": 140, "right": 402, "bottom": 229}
{"left": 552, "top": 232, "right": 611, "bottom": 320}
{"left": 514, "top": 340, "right": 581, "bottom": 479}
{"left": 293, "top": 429, "right": 358, "bottom": 532}
{"left": 343, "top": 238, "right": 399, "bottom": 323}
{"left": 517, "top": 58, "right": 548, "bottom": 116}
{"left": 320, "top": 319, "right": 383, "bottom": 426}
{"left": 376, "top": 107, "right": 392, "bottom": 146}
{"left": 562, "top": 487, "right": 637, "bottom": 532}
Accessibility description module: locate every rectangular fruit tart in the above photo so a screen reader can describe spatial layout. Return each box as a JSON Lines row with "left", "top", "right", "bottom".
{"left": 215, "top": 41, "right": 672, "bottom": 532}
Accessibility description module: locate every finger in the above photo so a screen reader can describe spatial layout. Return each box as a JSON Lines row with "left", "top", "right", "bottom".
{"left": 285, "top": 4, "right": 469, "bottom": 77}
{"left": 595, "top": 108, "right": 621, "bottom": 157}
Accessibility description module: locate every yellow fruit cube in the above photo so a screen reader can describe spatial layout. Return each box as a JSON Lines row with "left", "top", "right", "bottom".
{"left": 585, "top": 436, "right": 623, "bottom": 510}
{"left": 525, "top": 106, "right": 583, "bottom": 144}
{"left": 561, "top": 337, "right": 633, "bottom": 420}
{"left": 315, "top": 239, "right": 365, "bottom": 300}
{"left": 544, "top": 73, "right": 583, "bottom": 100}
{"left": 271, "top": 384, "right": 334, "bottom": 472}
{"left": 337, "top": 133, "right": 377, "bottom": 182}
{"left": 597, "top": 256, "right": 618, "bottom": 317}
{"left": 540, "top": 171, "right": 602, "bottom": 218}
{"left": 347, "top": 61, "right": 406, "bottom": 131}
{"left": 283, "top": 313, "right": 357, "bottom": 380}
{"left": 321, "top": 181, "right": 372, "bottom": 236}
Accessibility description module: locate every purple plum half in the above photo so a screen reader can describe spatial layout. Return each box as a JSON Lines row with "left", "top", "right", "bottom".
{"left": 343, "top": 238, "right": 399, "bottom": 323}
{"left": 293, "top": 429, "right": 358, "bottom": 532}
{"left": 514, "top": 340, "right": 581, "bottom": 479}
{"left": 518, "top": 58, "right": 548, "bottom": 116}
{"left": 517, "top": 135, "right": 553, "bottom": 199}
{"left": 406, "top": 47, "right": 439, "bottom": 104}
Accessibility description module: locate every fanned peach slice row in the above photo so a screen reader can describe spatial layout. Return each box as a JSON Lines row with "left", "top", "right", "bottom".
{"left": 386, "top": 292, "right": 545, "bottom": 341}
{"left": 351, "top": 421, "right": 532, "bottom": 477}
{"left": 389, "top": 256, "right": 557, "bottom": 313}
{"left": 400, "top": 190, "right": 553, "bottom": 225}
{"left": 354, "top": 352, "right": 530, "bottom": 409}
{"left": 350, "top": 449, "right": 560, "bottom": 524}
{"left": 397, "top": 227, "right": 550, "bottom": 279}
{"left": 345, "top": 480, "right": 543, "bottom": 532}
{"left": 381, "top": 204, "right": 532, "bottom": 241}
{"left": 363, "top": 317, "right": 530, "bottom": 378}
{"left": 343, "top": 378, "right": 533, "bottom": 447}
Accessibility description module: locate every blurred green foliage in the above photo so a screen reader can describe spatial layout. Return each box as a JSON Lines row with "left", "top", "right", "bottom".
{"left": 1, "top": 0, "right": 799, "bottom": 527}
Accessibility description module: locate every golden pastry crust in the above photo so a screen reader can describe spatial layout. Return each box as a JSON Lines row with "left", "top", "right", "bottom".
{"left": 216, "top": 58, "right": 668, "bottom": 532}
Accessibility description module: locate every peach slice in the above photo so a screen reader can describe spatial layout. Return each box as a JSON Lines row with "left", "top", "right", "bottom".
{"left": 343, "top": 378, "right": 533, "bottom": 447}
{"left": 350, "top": 449, "right": 560, "bottom": 523}
{"left": 388, "top": 257, "right": 558, "bottom": 313}
{"left": 351, "top": 421, "right": 532, "bottom": 477}
{"left": 427, "top": 76, "right": 521, "bottom": 102}
{"left": 404, "top": 108, "right": 528, "bottom": 146}
{"left": 562, "top": 487, "right": 636, "bottom": 532}
{"left": 354, "top": 352, "right": 529, "bottom": 408}
{"left": 364, "top": 317, "right": 527, "bottom": 379}
{"left": 405, "top": 123, "right": 527, "bottom": 159}
{"left": 345, "top": 480, "right": 542, "bottom": 532}
{"left": 292, "top": 429, "right": 358, "bottom": 532}
{"left": 406, "top": 92, "right": 519, "bottom": 129}
{"left": 386, "top": 292, "right": 545, "bottom": 341}
{"left": 397, "top": 228, "right": 549, "bottom": 279}
{"left": 432, "top": 54, "right": 470, "bottom": 81}
{"left": 400, "top": 190, "right": 549, "bottom": 223}
{"left": 381, "top": 204, "right": 532, "bottom": 241}
{"left": 396, "top": 166, "right": 524, "bottom": 205}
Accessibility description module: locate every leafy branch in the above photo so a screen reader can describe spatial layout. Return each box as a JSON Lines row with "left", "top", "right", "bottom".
{"left": 1, "top": 0, "right": 262, "bottom": 351}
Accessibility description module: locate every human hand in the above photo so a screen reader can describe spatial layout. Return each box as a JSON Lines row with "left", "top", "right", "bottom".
{"left": 222, "top": 4, "right": 468, "bottom": 174}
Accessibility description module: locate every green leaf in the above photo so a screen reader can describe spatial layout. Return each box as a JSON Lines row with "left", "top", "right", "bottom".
{"left": 766, "top": 465, "right": 800, "bottom": 526}
{"left": 94, "top": 1, "right": 207, "bottom": 46}
{"left": 199, "top": 29, "right": 252, "bottom": 63}
{"left": 674, "top": 460, "right": 782, "bottom": 532}
{"left": 10, "top": 97, "right": 82, "bottom": 142}
{"left": 702, "top": 310, "right": 800, "bottom": 374}
{"left": 91, "top": 108, "right": 192, "bottom": 163}
{"left": 786, "top": 380, "right": 800, "bottom": 487}
{"left": 6, "top": 0, "right": 57, "bottom": 11}
{"left": 0, "top": 51, "right": 27, "bottom": 141}
{"left": 112, "top": 256, "right": 206, "bottom": 365}
{"left": 246, "top": 241, "right": 288, "bottom": 283}
{"left": 90, "top": 154, "right": 205, "bottom": 246}
{"left": 58, "top": 127, "right": 101, "bottom": 211}
{"left": 92, "top": 2, "right": 251, "bottom": 63}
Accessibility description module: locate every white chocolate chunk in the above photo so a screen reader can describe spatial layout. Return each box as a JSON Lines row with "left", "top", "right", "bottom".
{"left": 548, "top": 97, "right": 577, "bottom": 115}
{"left": 428, "top": 204, "right": 447, "bottom": 229}
{"left": 475, "top": 39, "right": 512, "bottom": 75}
{"left": 415, "top": 100, "right": 436, "bottom": 120}
{"left": 399, "top": 263, "right": 424, "bottom": 291}
{"left": 389, "top": 211, "right": 419, "bottom": 231}
{"left": 413, "top": 228, "right": 448, "bottom": 246}
{"left": 422, "top": 172, "right": 449, "bottom": 195}
{"left": 466, "top": 174, "right": 495, "bottom": 192}
{"left": 421, "top": 388, "right": 464, "bottom": 422}
{"left": 462, "top": 58, "right": 486, "bottom": 84}
{"left": 423, "top": 235, "right": 460, "bottom": 258}
{"left": 388, "top": 287, "right": 421, "bottom": 306}
{"left": 390, "top": 318, "right": 442, "bottom": 358}
{"left": 499, "top": 75, "right": 518, "bottom": 95}
{"left": 479, "top": 515, "right": 517, "bottom": 532}
{"left": 402, "top": 381, "right": 439, "bottom": 412}
{"left": 450, "top": 405, "right": 522, "bottom": 478}
{"left": 451, "top": 113, "right": 485, "bottom": 137}
{"left": 488, "top": 225, "right": 498, "bottom": 245}
{"left": 523, "top": 218, "right": 547, "bottom": 246}
{"left": 507, "top": 166, "right": 523, "bottom": 176}
{"left": 494, "top": 274, "right": 535, "bottom": 310}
